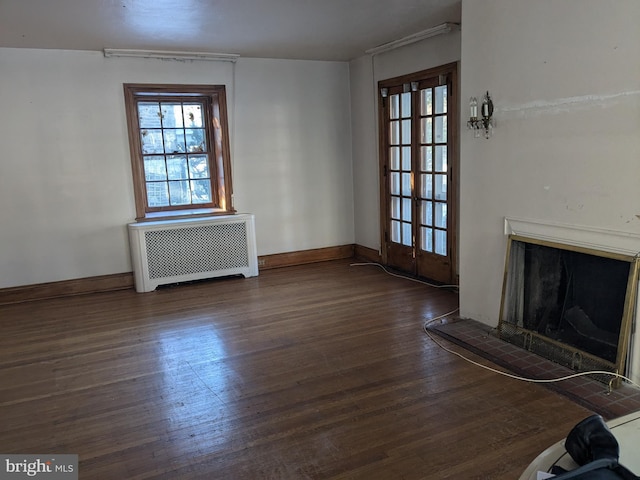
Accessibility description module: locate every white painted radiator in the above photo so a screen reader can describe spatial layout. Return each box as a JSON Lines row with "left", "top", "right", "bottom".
{"left": 128, "top": 214, "right": 258, "bottom": 293}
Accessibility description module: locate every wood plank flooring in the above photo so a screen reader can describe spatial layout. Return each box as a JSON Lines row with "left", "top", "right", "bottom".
{"left": 0, "top": 259, "right": 591, "bottom": 479}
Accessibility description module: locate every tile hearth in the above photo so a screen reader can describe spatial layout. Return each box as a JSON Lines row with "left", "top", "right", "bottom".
{"left": 426, "top": 317, "right": 640, "bottom": 420}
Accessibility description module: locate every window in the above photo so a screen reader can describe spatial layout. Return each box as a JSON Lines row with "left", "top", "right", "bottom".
{"left": 124, "top": 84, "right": 234, "bottom": 220}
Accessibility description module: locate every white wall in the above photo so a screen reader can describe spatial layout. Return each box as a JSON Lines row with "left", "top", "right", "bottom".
{"left": 350, "top": 31, "right": 461, "bottom": 252}
{"left": 459, "top": 0, "right": 640, "bottom": 326}
{"left": 0, "top": 48, "right": 353, "bottom": 288}
{"left": 233, "top": 58, "right": 353, "bottom": 255}
{"left": 349, "top": 54, "right": 379, "bottom": 251}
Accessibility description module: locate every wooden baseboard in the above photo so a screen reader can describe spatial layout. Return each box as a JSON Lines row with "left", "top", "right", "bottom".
{"left": 353, "top": 245, "right": 381, "bottom": 264}
{"left": 0, "top": 273, "right": 134, "bottom": 306}
{"left": 258, "top": 244, "right": 355, "bottom": 270}
{"left": 0, "top": 244, "right": 366, "bottom": 304}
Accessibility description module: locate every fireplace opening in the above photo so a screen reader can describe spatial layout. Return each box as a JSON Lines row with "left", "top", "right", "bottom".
{"left": 498, "top": 235, "right": 639, "bottom": 381}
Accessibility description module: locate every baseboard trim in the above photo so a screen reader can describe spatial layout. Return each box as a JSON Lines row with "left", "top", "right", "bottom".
{"left": 0, "top": 244, "right": 365, "bottom": 304}
{"left": 353, "top": 245, "right": 381, "bottom": 264}
{"left": 0, "top": 273, "right": 134, "bottom": 306}
{"left": 258, "top": 244, "right": 355, "bottom": 270}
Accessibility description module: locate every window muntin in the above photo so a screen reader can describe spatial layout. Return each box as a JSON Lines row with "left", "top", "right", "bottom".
{"left": 138, "top": 100, "right": 212, "bottom": 207}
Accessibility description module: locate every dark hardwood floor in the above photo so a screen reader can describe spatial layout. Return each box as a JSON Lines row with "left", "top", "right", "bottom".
{"left": 0, "top": 259, "right": 591, "bottom": 479}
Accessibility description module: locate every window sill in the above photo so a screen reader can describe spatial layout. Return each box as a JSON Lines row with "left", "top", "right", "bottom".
{"left": 136, "top": 208, "right": 235, "bottom": 223}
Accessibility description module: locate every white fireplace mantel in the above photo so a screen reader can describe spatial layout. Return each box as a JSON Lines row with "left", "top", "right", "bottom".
{"left": 504, "top": 216, "right": 640, "bottom": 258}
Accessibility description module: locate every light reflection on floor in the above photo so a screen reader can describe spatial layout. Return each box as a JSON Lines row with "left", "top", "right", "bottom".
{"left": 155, "top": 323, "right": 243, "bottom": 455}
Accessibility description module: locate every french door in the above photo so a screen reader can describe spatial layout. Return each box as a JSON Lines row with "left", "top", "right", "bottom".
{"left": 378, "top": 64, "right": 458, "bottom": 284}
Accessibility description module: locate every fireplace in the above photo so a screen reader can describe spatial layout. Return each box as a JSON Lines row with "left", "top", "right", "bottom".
{"left": 498, "top": 218, "right": 640, "bottom": 385}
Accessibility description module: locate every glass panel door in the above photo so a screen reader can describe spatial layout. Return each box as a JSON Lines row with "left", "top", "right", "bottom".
{"left": 383, "top": 85, "right": 415, "bottom": 273}
{"left": 418, "top": 84, "right": 448, "bottom": 257}
{"left": 389, "top": 91, "right": 413, "bottom": 247}
{"left": 379, "top": 64, "right": 457, "bottom": 284}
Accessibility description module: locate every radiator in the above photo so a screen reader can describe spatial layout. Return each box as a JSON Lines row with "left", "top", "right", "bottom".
{"left": 128, "top": 214, "right": 258, "bottom": 292}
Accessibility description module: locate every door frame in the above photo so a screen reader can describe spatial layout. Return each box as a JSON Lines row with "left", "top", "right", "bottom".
{"left": 377, "top": 62, "right": 459, "bottom": 283}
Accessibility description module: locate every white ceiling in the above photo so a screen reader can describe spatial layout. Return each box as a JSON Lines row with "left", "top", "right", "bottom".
{"left": 0, "top": 0, "right": 461, "bottom": 61}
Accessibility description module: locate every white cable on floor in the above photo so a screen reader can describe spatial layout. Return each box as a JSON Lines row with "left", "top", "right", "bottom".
{"left": 349, "top": 261, "right": 640, "bottom": 390}
{"left": 349, "top": 262, "right": 459, "bottom": 290}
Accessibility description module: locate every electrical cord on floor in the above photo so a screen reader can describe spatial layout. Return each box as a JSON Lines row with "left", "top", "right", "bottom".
{"left": 349, "top": 262, "right": 459, "bottom": 290}
{"left": 349, "top": 261, "right": 640, "bottom": 391}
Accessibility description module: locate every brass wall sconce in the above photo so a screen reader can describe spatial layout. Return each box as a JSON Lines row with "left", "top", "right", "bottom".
{"left": 467, "top": 91, "right": 494, "bottom": 138}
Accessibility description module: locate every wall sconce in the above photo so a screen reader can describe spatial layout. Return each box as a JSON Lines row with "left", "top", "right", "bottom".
{"left": 467, "top": 91, "right": 494, "bottom": 138}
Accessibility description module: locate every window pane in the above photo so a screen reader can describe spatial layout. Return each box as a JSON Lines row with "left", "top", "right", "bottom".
{"left": 435, "top": 146, "right": 447, "bottom": 172}
{"left": 390, "top": 121, "right": 400, "bottom": 145}
{"left": 390, "top": 94, "right": 400, "bottom": 120}
{"left": 138, "top": 102, "right": 162, "bottom": 128}
{"left": 421, "top": 174, "right": 432, "bottom": 199}
{"left": 421, "top": 227, "right": 433, "bottom": 252}
{"left": 402, "top": 222, "right": 412, "bottom": 247}
{"left": 190, "top": 180, "right": 212, "bottom": 204}
{"left": 188, "top": 155, "right": 209, "bottom": 179}
{"left": 166, "top": 155, "right": 188, "bottom": 180}
{"left": 435, "top": 116, "right": 447, "bottom": 143}
{"left": 421, "top": 118, "right": 432, "bottom": 144}
{"left": 421, "top": 147, "right": 433, "bottom": 172}
{"left": 401, "top": 119, "right": 411, "bottom": 144}
{"left": 434, "top": 202, "right": 447, "bottom": 228}
{"left": 390, "top": 147, "right": 400, "bottom": 170}
{"left": 144, "top": 156, "right": 167, "bottom": 181}
{"left": 186, "top": 129, "right": 206, "bottom": 153}
{"left": 391, "top": 220, "right": 401, "bottom": 243}
{"left": 421, "top": 201, "right": 433, "bottom": 226}
{"left": 435, "top": 230, "right": 447, "bottom": 256}
{"left": 401, "top": 147, "right": 411, "bottom": 171}
{"left": 183, "top": 103, "right": 204, "bottom": 127}
{"left": 141, "top": 129, "right": 164, "bottom": 154}
{"left": 401, "top": 92, "right": 411, "bottom": 117}
{"left": 163, "top": 129, "right": 186, "bottom": 154}
{"left": 391, "top": 197, "right": 400, "bottom": 220}
{"left": 169, "top": 180, "right": 191, "bottom": 205}
{"left": 391, "top": 172, "right": 400, "bottom": 195}
{"left": 401, "top": 173, "right": 411, "bottom": 196}
{"left": 161, "top": 103, "right": 183, "bottom": 128}
{"left": 435, "top": 174, "right": 447, "bottom": 200}
{"left": 146, "top": 181, "right": 169, "bottom": 207}
{"left": 402, "top": 198, "right": 411, "bottom": 222}
{"left": 420, "top": 89, "right": 432, "bottom": 115}
{"left": 435, "top": 85, "right": 447, "bottom": 114}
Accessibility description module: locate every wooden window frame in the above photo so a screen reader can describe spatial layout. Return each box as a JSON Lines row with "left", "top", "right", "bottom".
{"left": 123, "top": 84, "right": 235, "bottom": 221}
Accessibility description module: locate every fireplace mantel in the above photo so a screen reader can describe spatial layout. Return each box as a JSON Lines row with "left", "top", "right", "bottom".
{"left": 504, "top": 217, "right": 640, "bottom": 257}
